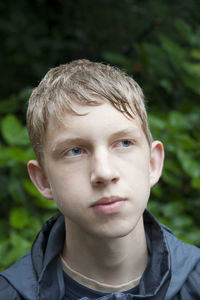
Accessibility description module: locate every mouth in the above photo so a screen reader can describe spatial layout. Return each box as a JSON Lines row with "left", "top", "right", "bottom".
{"left": 91, "top": 196, "right": 126, "bottom": 214}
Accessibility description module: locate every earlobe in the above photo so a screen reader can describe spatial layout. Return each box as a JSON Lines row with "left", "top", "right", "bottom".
{"left": 27, "top": 160, "right": 53, "bottom": 200}
{"left": 149, "top": 141, "right": 164, "bottom": 188}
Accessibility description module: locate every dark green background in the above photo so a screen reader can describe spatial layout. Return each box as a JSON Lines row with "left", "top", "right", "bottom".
{"left": 0, "top": 0, "right": 200, "bottom": 270}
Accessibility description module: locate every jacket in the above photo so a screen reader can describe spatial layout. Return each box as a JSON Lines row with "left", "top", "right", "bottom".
{"left": 0, "top": 210, "right": 200, "bottom": 300}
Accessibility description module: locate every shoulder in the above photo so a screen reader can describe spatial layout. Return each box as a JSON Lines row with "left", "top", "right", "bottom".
{"left": 161, "top": 223, "right": 200, "bottom": 274}
{"left": 183, "top": 260, "right": 200, "bottom": 291}
{"left": 0, "top": 276, "right": 22, "bottom": 300}
{"left": 161, "top": 224, "right": 200, "bottom": 298}
{"left": 162, "top": 223, "right": 200, "bottom": 261}
{"left": 0, "top": 251, "right": 36, "bottom": 300}
{"left": 166, "top": 259, "right": 200, "bottom": 299}
{"left": 144, "top": 211, "right": 200, "bottom": 298}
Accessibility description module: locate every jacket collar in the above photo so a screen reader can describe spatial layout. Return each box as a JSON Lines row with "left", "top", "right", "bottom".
{"left": 33, "top": 210, "right": 171, "bottom": 299}
{"left": 138, "top": 210, "right": 171, "bottom": 298}
{"left": 1, "top": 211, "right": 171, "bottom": 300}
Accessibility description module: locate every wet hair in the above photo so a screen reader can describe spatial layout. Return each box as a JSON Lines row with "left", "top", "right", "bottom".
{"left": 27, "top": 59, "right": 152, "bottom": 165}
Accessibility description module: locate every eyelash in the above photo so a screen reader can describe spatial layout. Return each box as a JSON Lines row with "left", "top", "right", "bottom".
{"left": 64, "top": 139, "right": 135, "bottom": 157}
{"left": 117, "top": 140, "right": 134, "bottom": 148}
{"left": 65, "top": 147, "right": 85, "bottom": 157}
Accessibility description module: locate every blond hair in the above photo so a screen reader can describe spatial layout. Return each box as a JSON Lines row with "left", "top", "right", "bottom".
{"left": 27, "top": 59, "right": 152, "bottom": 165}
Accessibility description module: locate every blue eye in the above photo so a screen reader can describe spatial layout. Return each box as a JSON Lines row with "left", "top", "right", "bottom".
{"left": 67, "top": 147, "right": 83, "bottom": 156}
{"left": 121, "top": 140, "right": 132, "bottom": 147}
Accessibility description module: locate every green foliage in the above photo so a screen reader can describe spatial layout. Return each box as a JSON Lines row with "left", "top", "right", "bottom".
{"left": 148, "top": 107, "right": 200, "bottom": 246}
{"left": 0, "top": 0, "right": 200, "bottom": 271}
{"left": 103, "top": 15, "right": 200, "bottom": 247}
{"left": 2, "top": 114, "right": 30, "bottom": 146}
{"left": 0, "top": 95, "right": 57, "bottom": 271}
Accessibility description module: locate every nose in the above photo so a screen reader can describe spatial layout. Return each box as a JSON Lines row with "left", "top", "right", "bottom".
{"left": 90, "top": 150, "right": 120, "bottom": 187}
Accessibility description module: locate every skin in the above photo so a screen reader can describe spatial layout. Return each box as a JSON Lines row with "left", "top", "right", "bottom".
{"left": 28, "top": 101, "right": 164, "bottom": 286}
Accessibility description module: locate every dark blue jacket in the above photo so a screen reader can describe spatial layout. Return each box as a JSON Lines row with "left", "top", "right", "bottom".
{"left": 0, "top": 211, "right": 200, "bottom": 299}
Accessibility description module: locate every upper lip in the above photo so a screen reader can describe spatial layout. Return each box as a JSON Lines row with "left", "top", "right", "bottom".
{"left": 92, "top": 196, "right": 126, "bottom": 206}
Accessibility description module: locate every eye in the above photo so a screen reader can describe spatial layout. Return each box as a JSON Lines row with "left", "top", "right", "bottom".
{"left": 117, "top": 140, "right": 133, "bottom": 148}
{"left": 113, "top": 139, "right": 134, "bottom": 150}
{"left": 65, "top": 147, "right": 84, "bottom": 157}
{"left": 120, "top": 140, "right": 133, "bottom": 147}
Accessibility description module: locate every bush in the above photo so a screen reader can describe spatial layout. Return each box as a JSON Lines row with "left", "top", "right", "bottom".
{"left": 0, "top": 91, "right": 58, "bottom": 271}
{"left": 103, "top": 18, "right": 200, "bottom": 246}
{"left": 0, "top": 2, "right": 200, "bottom": 271}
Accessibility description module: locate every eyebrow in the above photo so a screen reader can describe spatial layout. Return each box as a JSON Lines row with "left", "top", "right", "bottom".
{"left": 51, "top": 137, "right": 88, "bottom": 154}
{"left": 50, "top": 126, "right": 142, "bottom": 154}
{"left": 109, "top": 127, "right": 142, "bottom": 140}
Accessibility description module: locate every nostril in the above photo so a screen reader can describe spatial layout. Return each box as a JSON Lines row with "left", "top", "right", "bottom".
{"left": 91, "top": 174, "right": 120, "bottom": 186}
{"left": 111, "top": 177, "right": 119, "bottom": 183}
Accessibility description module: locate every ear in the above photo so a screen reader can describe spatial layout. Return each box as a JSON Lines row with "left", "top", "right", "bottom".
{"left": 149, "top": 141, "right": 164, "bottom": 188}
{"left": 27, "top": 160, "right": 53, "bottom": 200}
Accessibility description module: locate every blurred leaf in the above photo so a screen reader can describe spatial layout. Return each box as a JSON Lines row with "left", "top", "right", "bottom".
{"left": 158, "top": 34, "right": 186, "bottom": 60}
{"left": 0, "top": 96, "right": 19, "bottom": 113}
{"left": 8, "top": 147, "right": 29, "bottom": 162}
{"left": 168, "top": 111, "right": 188, "bottom": 130}
{"left": 175, "top": 19, "right": 192, "bottom": 41}
{"left": 18, "top": 88, "right": 32, "bottom": 102}
{"left": 162, "top": 202, "right": 185, "bottom": 218}
{"left": 185, "top": 63, "right": 200, "bottom": 73}
{"left": 181, "top": 73, "right": 200, "bottom": 94}
{"left": 191, "top": 178, "right": 200, "bottom": 189}
{"left": 9, "top": 207, "right": 29, "bottom": 229}
{"left": 1, "top": 114, "right": 29, "bottom": 146}
{"left": 190, "top": 49, "right": 200, "bottom": 60}
{"left": 177, "top": 150, "right": 200, "bottom": 178}
{"left": 159, "top": 79, "right": 173, "bottom": 93}
{"left": 0, "top": 146, "right": 13, "bottom": 166}
{"left": 162, "top": 169, "right": 182, "bottom": 187}
{"left": 172, "top": 215, "right": 193, "bottom": 229}
{"left": 103, "top": 52, "right": 130, "bottom": 68}
{"left": 35, "top": 197, "right": 57, "bottom": 210}
{"left": 2, "top": 233, "right": 31, "bottom": 267}
{"left": 149, "top": 114, "right": 166, "bottom": 132}
{"left": 8, "top": 176, "right": 26, "bottom": 203}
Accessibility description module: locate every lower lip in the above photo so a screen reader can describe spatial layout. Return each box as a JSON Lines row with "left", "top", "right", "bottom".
{"left": 92, "top": 200, "right": 125, "bottom": 214}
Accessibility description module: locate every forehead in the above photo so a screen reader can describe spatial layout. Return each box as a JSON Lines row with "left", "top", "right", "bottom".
{"left": 45, "top": 102, "right": 145, "bottom": 147}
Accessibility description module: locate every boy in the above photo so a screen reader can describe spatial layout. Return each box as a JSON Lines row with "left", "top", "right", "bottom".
{"left": 0, "top": 59, "right": 200, "bottom": 299}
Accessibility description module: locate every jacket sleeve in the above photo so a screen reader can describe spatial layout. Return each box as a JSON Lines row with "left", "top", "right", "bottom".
{"left": 179, "top": 261, "right": 200, "bottom": 299}
{"left": 0, "top": 276, "right": 22, "bottom": 300}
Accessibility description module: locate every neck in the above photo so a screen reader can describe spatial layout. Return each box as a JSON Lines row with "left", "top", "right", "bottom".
{"left": 62, "top": 216, "right": 148, "bottom": 286}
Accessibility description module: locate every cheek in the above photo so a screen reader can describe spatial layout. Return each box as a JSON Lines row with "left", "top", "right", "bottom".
{"left": 122, "top": 156, "right": 150, "bottom": 182}
{"left": 49, "top": 161, "right": 88, "bottom": 184}
{"left": 123, "top": 159, "right": 151, "bottom": 198}
{"left": 48, "top": 167, "right": 89, "bottom": 202}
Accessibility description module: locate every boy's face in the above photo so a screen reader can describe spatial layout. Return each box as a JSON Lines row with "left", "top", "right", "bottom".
{"left": 28, "top": 102, "right": 163, "bottom": 238}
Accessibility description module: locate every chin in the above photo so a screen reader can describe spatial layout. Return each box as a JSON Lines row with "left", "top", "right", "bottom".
{"left": 93, "top": 220, "right": 138, "bottom": 239}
